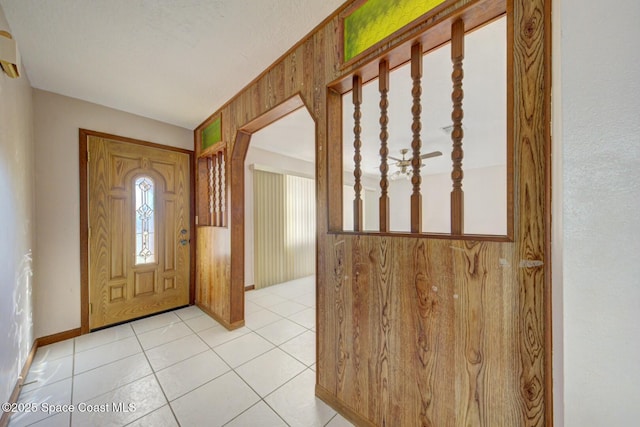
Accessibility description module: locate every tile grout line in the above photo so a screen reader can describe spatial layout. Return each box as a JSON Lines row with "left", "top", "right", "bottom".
{"left": 185, "top": 306, "right": 310, "bottom": 424}
{"left": 127, "top": 321, "right": 181, "bottom": 427}
{"left": 68, "top": 338, "right": 75, "bottom": 427}
{"left": 74, "top": 324, "right": 137, "bottom": 352}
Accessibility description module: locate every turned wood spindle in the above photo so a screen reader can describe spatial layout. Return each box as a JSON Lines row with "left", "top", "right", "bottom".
{"left": 450, "top": 19, "right": 465, "bottom": 235}
{"left": 220, "top": 150, "right": 226, "bottom": 227}
{"left": 352, "top": 74, "right": 364, "bottom": 232}
{"left": 217, "top": 151, "right": 224, "bottom": 227}
{"left": 213, "top": 154, "right": 219, "bottom": 226}
{"left": 208, "top": 157, "right": 215, "bottom": 224}
{"left": 378, "top": 59, "right": 390, "bottom": 233}
{"left": 410, "top": 42, "right": 423, "bottom": 233}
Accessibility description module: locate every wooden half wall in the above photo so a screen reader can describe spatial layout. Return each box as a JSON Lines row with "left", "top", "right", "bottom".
{"left": 194, "top": 0, "right": 551, "bottom": 425}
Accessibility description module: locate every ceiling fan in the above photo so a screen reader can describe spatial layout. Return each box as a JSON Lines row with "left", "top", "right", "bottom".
{"left": 389, "top": 148, "right": 443, "bottom": 180}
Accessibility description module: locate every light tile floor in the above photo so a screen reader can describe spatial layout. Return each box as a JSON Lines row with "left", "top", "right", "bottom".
{"left": 8, "top": 276, "right": 354, "bottom": 427}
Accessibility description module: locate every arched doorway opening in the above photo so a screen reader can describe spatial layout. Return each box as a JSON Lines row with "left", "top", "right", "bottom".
{"left": 229, "top": 94, "right": 316, "bottom": 326}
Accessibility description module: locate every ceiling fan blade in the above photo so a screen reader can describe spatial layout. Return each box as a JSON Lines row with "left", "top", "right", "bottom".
{"left": 388, "top": 155, "right": 403, "bottom": 162}
{"left": 420, "top": 150, "right": 443, "bottom": 159}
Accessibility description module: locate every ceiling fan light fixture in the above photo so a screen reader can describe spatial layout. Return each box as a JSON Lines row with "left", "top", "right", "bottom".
{"left": 390, "top": 170, "right": 411, "bottom": 181}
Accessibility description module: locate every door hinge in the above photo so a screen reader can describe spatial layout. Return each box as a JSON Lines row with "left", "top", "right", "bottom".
{"left": 195, "top": 215, "right": 199, "bottom": 225}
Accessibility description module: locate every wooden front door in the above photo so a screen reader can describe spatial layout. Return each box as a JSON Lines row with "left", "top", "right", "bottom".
{"left": 88, "top": 135, "right": 190, "bottom": 329}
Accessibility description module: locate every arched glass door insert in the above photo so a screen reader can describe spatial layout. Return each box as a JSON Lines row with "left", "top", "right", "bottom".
{"left": 135, "top": 176, "right": 156, "bottom": 265}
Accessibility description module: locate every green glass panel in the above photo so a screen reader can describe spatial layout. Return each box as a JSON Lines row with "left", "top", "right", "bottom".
{"left": 344, "top": 0, "right": 447, "bottom": 62}
{"left": 202, "top": 117, "right": 221, "bottom": 151}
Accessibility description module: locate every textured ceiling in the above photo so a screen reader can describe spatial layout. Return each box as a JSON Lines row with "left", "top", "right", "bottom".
{"left": 0, "top": 0, "right": 345, "bottom": 129}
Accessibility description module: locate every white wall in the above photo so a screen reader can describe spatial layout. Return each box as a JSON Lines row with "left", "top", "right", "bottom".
{"left": 32, "top": 90, "right": 192, "bottom": 338}
{"left": 559, "top": 0, "right": 640, "bottom": 425}
{"left": 342, "top": 173, "right": 380, "bottom": 232}
{"left": 0, "top": 6, "right": 35, "bottom": 405}
{"left": 386, "top": 165, "right": 506, "bottom": 234}
{"left": 244, "top": 146, "right": 315, "bottom": 286}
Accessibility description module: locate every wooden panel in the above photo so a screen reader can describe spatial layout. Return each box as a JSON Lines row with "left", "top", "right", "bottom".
{"left": 88, "top": 136, "right": 110, "bottom": 329}
{"left": 512, "top": 0, "right": 548, "bottom": 423}
{"left": 152, "top": 161, "right": 176, "bottom": 193}
{"left": 173, "top": 149, "right": 191, "bottom": 292}
{"left": 110, "top": 154, "right": 141, "bottom": 190}
{"left": 196, "top": 157, "right": 211, "bottom": 225}
{"left": 327, "top": 88, "right": 343, "bottom": 232}
{"left": 320, "top": 234, "right": 528, "bottom": 425}
{"left": 196, "top": 226, "right": 232, "bottom": 324}
{"left": 164, "top": 277, "right": 176, "bottom": 291}
{"left": 164, "top": 199, "right": 176, "bottom": 271}
{"left": 193, "top": 0, "right": 550, "bottom": 425}
{"left": 109, "top": 284, "right": 125, "bottom": 302}
{"left": 109, "top": 197, "right": 126, "bottom": 280}
{"left": 87, "top": 135, "right": 191, "bottom": 329}
{"left": 134, "top": 270, "right": 155, "bottom": 296}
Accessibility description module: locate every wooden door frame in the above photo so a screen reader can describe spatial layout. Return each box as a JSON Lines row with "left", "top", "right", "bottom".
{"left": 229, "top": 94, "right": 315, "bottom": 325}
{"left": 79, "top": 129, "right": 196, "bottom": 334}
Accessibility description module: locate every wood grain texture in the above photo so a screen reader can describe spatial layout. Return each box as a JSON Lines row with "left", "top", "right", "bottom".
{"left": 78, "top": 129, "right": 195, "bottom": 334}
{"left": 88, "top": 137, "right": 191, "bottom": 328}
{"left": 194, "top": 0, "right": 550, "bottom": 424}
{"left": 196, "top": 225, "right": 231, "bottom": 322}
{"left": 512, "top": 0, "right": 548, "bottom": 424}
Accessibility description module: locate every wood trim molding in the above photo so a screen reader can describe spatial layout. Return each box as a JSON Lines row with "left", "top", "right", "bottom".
{"left": 543, "top": 0, "right": 553, "bottom": 423}
{"left": 315, "top": 384, "right": 377, "bottom": 427}
{"left": 0, "top": 327, "right": 80, "bottom": 427}
{"left": 0, "top": 342, "right": 38, "bottom": 427}
{"left": 78, "top": 129, "right": 195, "bottom": 333}
{"left": 79, "top": 130, "right": 90, "bottom": 334}
{"left": 228, "top": 94, "right": 313, "bottom": 326}
{"left": 36, "top": 328, "right": 82, "bottom": 347}
{"left": 195, "top": 303, "right": 244, "bottom": 330}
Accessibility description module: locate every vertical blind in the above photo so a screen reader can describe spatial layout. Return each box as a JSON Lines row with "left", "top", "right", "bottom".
{"left": 254, "top": 169, "right": 315, "bottom": 288}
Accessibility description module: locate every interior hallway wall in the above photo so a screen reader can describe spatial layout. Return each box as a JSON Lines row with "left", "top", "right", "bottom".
{"left": 32, "top": 90, "right": 192, "bottom": 338}
{"left": 559, "top": 0, "right": 640, "bottom": 424}
{"left": 0, "top": 5, "right": 35, "bottom": 406}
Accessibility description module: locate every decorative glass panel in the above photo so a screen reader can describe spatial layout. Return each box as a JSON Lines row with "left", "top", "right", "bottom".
{"left": 344, "top": 0, "right": 447, "bottom": 62}
{"left": 202, "top": 115, "right": 222, "bottom": 151}
{"left": 135, "top": 176, "right": 155, "bottom": 264}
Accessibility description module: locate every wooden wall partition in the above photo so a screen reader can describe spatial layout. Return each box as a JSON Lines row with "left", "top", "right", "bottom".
{"left": 194, "top": 0, "right": 551, "bottom": 425}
